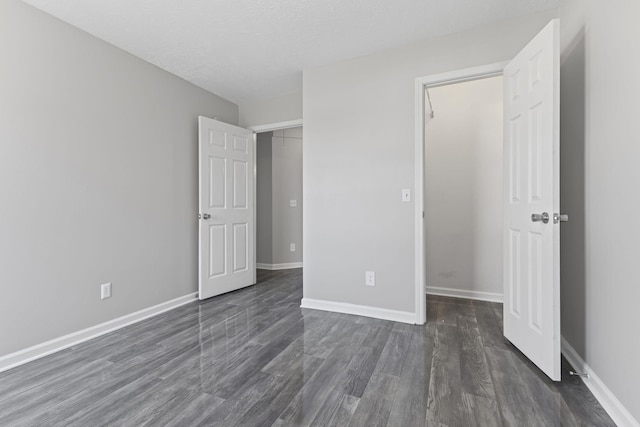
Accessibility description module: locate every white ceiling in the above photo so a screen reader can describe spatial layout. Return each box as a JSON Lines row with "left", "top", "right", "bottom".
{"left": 22, "top": 0, "right": 562, "bottom": 104}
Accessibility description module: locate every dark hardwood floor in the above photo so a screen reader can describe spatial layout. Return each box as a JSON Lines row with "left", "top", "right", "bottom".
{"left": 0, "top": 269, "right": 614, "bottom": 426}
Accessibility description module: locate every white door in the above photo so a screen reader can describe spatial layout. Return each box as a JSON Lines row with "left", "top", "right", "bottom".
{"left": 198, "top": 116, "right": 256, "bottom": 300}
{"left": 503, "top": 19, "right": 562, "bottom": 381}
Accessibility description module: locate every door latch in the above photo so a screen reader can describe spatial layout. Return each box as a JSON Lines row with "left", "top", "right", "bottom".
{"left": 553, "top": 213, "right": 568, "bottom": 224}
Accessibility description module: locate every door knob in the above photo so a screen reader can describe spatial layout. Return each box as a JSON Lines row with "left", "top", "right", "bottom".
{"left": 201, "top": 213, "right": 211, "bottom": 220}
{"left": 553, "top": 213, "right": 568, "bottom": 224}
{"left": 531, "top": 212, "right": 549, "bottom": 224}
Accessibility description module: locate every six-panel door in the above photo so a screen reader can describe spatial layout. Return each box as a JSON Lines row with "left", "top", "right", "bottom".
{"left": 503, "top": 20, "right": 561, "bottom": 381}
{"left": 199, "top": 116, "right": 255, "bottom": 300}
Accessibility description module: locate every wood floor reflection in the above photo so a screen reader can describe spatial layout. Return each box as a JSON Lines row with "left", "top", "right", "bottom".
{"left": 0, "top": 269, "right": 613, "bottom": 426}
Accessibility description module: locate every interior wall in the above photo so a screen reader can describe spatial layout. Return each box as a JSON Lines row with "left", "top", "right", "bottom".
{"left": 559, "top": 0, "right": 640, "bottom": 422}
{"left": 256, "top": 127, "right": 303, "bottom": 267}
{"left": 256, "top": 132, "right": 274, "bottom": 265}
{"left": 0, "top": 0, "right": 238, "bottom": 357}
{"left": 272, "top": 127, "right": 304, "bottom": 265}
{"left": 303, "top": 10, "right": 557, "bottom": 313}
{"left": 425, "top": 76, "right": 503, "bottom": 298}
{"left": 239, "top": 93, "right": 303, "bottom": 128}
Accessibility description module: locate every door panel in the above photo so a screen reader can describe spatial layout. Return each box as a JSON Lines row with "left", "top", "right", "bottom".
{"left": 503, "top": 19, "right": 561, "bottom": 381}
{"left": 507, "top": 229, "right": 522, "bottom": 318}
{"left": 208, "top": 224, "right": 226, "bottom": 278}
{"left": 233, "top": 160, "right": 248, "bottom": 208}
{"left": 209, "top": 156, "right": 226, "bottom": 208}
{"left": 199, "top": 116, "right": 255, "bottom": 299}
{"left": 233, "top": 223, "right": 248, "bottom": 272}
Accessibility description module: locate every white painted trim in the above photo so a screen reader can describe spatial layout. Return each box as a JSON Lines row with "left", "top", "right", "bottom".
{"left": 0, "top": 293, "right": 197, "bottom": 373}
{"left": 415, "top": 62, "right": 509, "bottom": 89}
{"left": 300, "top": 298, "right": 415, "bottom": 324}
{"left": 414, "top": 78, "right": 426, "bottom": 325}
{"left": 249, "top": 119, "right": 303, "bottom": 133}
{"left": 561, "top": 337, "right": 640, "bottom": 427}
{"left": 414, "top": 61, "right": 508, "bottom": 327}
{"left": 252, "top": 132, "right": 257, "bottom": 285}
{"left": 426, "top": 286, "right": 503, "bottom": 303}
{"left": 256, "top": 262, "right": 303, "bottom": 270}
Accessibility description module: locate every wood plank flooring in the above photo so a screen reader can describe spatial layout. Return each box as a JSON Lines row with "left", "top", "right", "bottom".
{"left": 0, "top": 269, "right": 614, "bottom": 426}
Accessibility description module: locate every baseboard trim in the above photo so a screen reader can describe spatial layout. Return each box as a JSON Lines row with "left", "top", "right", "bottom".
{"left": 257, "top": 262, "right": 303, "bottom": 270}
{"left": 300, "top": 298, "right": 415, "bottom": 324}
{"left": 426, "top": 286, "right": 503, "bottom": 303}
{"left": 0, "top": 292, "right": 197, "bottom": 374}
{"left": 561, "top": 337, "right": 640, "bottom": 427}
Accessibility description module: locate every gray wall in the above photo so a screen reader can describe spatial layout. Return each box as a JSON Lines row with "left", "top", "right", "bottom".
{"left": 272, "top": 128, "right": 303, "bottom": 265}
{"left": 425, "top": 77, "right": 503, "bottom": 297}
{"left": 256, "top": 127, "right": 303, "bottom": 267}
{"left": 239, "top": 93, "right": 302, "bottom": 128}
{"left": 0, "top": 0, "right": 238, "bottom": 357}
{"left": 256, "top": 132, "right": 273, "bottom": 264}
{"left": 559, "top": 0, "right": 640, "bottom": 421}
{"left": 303, "top": 11, "right": 557, "bottom": 313}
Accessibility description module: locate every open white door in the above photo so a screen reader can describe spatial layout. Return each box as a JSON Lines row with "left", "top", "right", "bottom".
{"left": 503, "top": 19, "right": 562, "bottom": 381}
{"left": 198, "top": 116, "right": 255, "bottom": 300}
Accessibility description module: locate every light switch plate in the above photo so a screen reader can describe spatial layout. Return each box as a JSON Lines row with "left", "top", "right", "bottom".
{"left": 289, "top": 200, "right": 297, "bottom": 207}
{"left": 101, "top": 283, "right": 112, "bottom": 300}
{"left": 402, "top": 188, "right": 411, "bottom": 202}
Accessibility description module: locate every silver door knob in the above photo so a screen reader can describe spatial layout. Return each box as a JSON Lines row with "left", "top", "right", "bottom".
{"left": 531, "top": 212, "right": 549, "bottom": 224}
{"left": 201, "top": 213, "right": 211, "bottom": 220}
{"left": 553, "top": 213, "right": 569, "bottom": 224}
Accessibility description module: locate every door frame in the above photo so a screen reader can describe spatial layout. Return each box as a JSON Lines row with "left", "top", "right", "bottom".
{"left": 249, "top": 119, "right": 303, "bottom": 133}
{"left": 413, "top": 62, "right": 508, "bottom": 324}
{"left": 248, "top": 119, "right": 304, "bottom": 276}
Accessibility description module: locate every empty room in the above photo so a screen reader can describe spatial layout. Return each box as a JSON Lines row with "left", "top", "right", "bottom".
{"left": 1, "top": 0, "right": 638, "bottom": 426}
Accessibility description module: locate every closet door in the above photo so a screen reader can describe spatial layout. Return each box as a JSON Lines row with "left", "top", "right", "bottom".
{"left": 503, "top": 19, "right": 563, "bottom": 381}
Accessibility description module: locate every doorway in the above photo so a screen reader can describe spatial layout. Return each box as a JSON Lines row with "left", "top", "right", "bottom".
{"left": 413, "top": 62, "right": 507, "bottom": 325}
{"left": 197, "top": 118, "right": 303, "bottom": 298}
{"left": 414, "top": 18, "right": 562, "bottom": 383}
{"left": 424, "top": 76, "right": 504, "bottom": 303}
{"left": 254, "top": 125, "right": 304, "bottom": 271}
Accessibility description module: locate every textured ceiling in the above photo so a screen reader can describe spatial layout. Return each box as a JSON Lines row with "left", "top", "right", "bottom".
{"left": 21, "top": 0, "right": 562, "bottom": 104}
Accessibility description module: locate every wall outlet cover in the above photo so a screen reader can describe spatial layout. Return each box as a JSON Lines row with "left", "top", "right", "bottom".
{"left": 365, "top": 271, "right": 376, "bottom": 287}
{"left": 290, "top": 243, "right": 296, "bottom": 252}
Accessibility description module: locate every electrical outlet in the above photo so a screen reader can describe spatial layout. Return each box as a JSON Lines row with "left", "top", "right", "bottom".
{"left": 101, "top": 283, "right": 112, "bottom": 300}
{"left": 289, "top": 199, "right": 297, "bottom": 207}
{"left": 365, "top": 271, "right": 376, "bottom": 287}
{"left": 290, "top": 243, "right": 296, "bottom": 252}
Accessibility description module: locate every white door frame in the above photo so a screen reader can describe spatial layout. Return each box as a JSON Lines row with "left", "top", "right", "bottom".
{"left": 248, "top": 119, "right": 303, "bottom": 133}
{"left": 413, "top": 62, "right": 508, "bottom": 324}
{"left": 249, "top": 119, "right": 304, "bottom": 275}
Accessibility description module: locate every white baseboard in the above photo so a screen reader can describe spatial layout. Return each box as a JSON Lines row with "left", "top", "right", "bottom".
{"left": 300, "top": 298, "right": 416, "bottom": 324}
{"left": 257, "top": 262, "right": 303, "bottom": 270}
{"left": 561, "top": 337, "right": 640, "bottom": 427}
{"left": 0, "top": 292, "right": 197, "bottom": 374}
{"left": 426, "top": 285, "right": 503, "bottom": 303}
